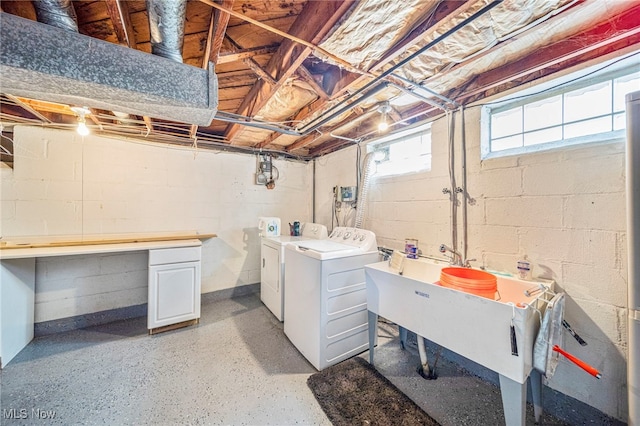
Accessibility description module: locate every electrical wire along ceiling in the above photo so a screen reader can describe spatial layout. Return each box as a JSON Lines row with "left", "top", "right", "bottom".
{"left": 0, "top": 0, "right": 639, "bottom": 159}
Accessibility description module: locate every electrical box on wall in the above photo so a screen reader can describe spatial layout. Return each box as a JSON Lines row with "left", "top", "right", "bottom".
{"left": 339, "top": 186, "right": 357, "bottom": 202}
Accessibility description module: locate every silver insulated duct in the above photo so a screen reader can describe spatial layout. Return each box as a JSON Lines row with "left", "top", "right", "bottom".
{"left": 33, "top": 0, "right": 78, "bottom": 32}
{"left": 0, "top": 12, "right": 218, "bottom": 126}
{"left": 146, "top": 0, "right": 187, "bottom": 63}
{"left": 355, "top": 152, "right": 376, "bottom": 229}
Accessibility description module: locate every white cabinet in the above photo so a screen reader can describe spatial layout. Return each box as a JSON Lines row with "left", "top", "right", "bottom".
{"left": 148, "top": 246, "right": 201, "bottom": 331}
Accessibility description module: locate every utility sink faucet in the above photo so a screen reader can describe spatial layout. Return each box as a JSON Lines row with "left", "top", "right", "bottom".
{"left": 439, "top": 244, "right": 462, "bottom": 266}
{"left": 439, "top": 244, "right": 476, "bottom": 268}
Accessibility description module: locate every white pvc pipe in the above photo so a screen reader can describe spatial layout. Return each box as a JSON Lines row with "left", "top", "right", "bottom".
{"left": 626, "top": 90, "right": 640, "bottom": 426}
{"left": 417, "top": 335, "right": 430, "bottom": 374}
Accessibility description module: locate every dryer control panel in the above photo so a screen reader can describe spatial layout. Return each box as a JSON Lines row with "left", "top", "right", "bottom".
{"left": 329, "top": 227, "right": 378, "bottom": 252}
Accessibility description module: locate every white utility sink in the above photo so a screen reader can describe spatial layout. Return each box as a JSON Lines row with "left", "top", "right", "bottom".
{"left": 365, "top": 258, "right": 552, "bottom": 426}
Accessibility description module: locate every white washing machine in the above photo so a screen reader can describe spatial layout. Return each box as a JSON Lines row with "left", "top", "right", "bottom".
{"left": 283, "top": 227, "right": 379, "bottom": 370}
{"left": 260, "top": 222, "right": 328, "bottom": 321}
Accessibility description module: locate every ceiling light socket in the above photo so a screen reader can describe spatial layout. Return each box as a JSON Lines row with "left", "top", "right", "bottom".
{"left": 70, "top": 106, "right": 91, "bottom": 116}
{"left": 377, "top": 101, "right": 392, "bottom": 114}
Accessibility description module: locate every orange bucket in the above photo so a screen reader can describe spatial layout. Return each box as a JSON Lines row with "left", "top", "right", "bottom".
{"left": 440, "top": 267, "right": 497, "bottom": 299}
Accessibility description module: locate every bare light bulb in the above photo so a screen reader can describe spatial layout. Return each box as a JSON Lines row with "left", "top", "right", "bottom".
{"left": 77, "top": 119, "right": 90, "bottom": 136}
{"left": 377, "top": 101, "right": 391, "bottom": 132}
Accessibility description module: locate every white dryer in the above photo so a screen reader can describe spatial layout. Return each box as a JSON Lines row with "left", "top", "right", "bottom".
{"left": 260, "top": 222, "right": 328, "bottom": 321}
{"left": 283, "top": 227, "right": 379, "bottom": 370}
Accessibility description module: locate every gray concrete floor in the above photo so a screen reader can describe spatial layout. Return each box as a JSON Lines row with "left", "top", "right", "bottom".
{"left": 0, "top": 293, "right": 620, "bottom": 425}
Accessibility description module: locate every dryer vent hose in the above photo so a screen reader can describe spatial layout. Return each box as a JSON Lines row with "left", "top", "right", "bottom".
{"left": 355, "top": 152, "right": 375, "bottom": 229}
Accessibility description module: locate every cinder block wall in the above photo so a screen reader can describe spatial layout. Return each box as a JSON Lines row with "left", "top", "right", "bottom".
{"left": 314, "top": 147, "right": 361, "bottom": 230}
{"left": 314, "top": 107, "right": 627, "bottom": 420}
{"left": 0, "top": 126, "right": 312, "bottom": 322}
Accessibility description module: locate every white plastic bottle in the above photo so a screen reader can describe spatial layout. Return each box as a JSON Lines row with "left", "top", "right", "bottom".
{"left": 517, "top": 258, "right": 532, "bottom": 280}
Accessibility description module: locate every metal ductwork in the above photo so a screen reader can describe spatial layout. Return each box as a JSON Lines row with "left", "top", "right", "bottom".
{"left": 33, "top": 0, "right": 78, "bottom": 33}
{"left": 355, "top": 152, "right": 376, "bottom": 229}
{"left": 0, "top": 12, "right": 218, "bottom": 126}
{"left": 146, "top": 0, "right": 187, "bottom": 63}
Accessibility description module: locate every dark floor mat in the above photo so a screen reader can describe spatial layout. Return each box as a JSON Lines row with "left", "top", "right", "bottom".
{"left": 307, "top": 356, "right": 441, "bottom": 426}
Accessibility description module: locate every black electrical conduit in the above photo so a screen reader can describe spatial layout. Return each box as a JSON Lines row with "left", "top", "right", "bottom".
{"left": 212, "top": 0, "right": 503, "bottom": 137}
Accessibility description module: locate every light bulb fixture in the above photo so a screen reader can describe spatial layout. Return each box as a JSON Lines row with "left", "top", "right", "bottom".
{"left": 70, "top": 106, "right": 91, "bottom": 136}
{"left": 377, "top": 101, "right": 392, "bottom": 132}
{"left": 76, "top": 119, "right": 90, "bottom": 136}
{"left": 377, "top": 116, "right": 389, "bottom": 132}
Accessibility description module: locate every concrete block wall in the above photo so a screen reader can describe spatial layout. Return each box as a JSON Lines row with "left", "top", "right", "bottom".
{"left": 314, "top": 109, "right": 628, "bottom": 420}
{"left": 1, "top": 126, "right": 312, "bottom": 322}
{"left": 314, "top": 148, "right": 360, "bottom": 230}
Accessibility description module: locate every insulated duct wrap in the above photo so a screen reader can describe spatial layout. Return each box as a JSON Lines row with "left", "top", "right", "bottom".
{"left": 355, "top": 152, "right": 376, "bottom": 229}
{"left": 146, "top": 0, "right": 187, "bottom": 63}
{"left": 0, "top": 13, "right": 218, "bottom": 126}
{"left": 33, "top": 0, "right": 78, "bottom": 32}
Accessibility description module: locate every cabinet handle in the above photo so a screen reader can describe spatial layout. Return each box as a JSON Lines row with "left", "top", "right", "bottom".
{"left": 262, "top": 258, "right": 265, "bottom": 268}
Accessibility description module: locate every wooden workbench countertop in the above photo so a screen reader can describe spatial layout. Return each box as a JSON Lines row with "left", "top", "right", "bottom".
{"left": 0, "top": 231, "right": 217, "bottom": 253}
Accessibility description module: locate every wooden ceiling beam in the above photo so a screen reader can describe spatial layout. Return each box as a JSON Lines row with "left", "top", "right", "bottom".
{"left": 255, "top": 130, "right": 284, "bottom": 149}
{"left": 287, "top": 108, "right": 376, "bottom": 152}
{"left": 452, "top": 2, "right": 640, "bottom": 103}
{"left": 5, "top": 95, "right": 53, "bottom": 123}
{"left": 104, "top": 0, "right": 137, "bottom": 48}
{"left": 296, "top": 65, "right": 329, "bottom": 100}
{"left": 199, "top": 0, "right": 368, "bottom": 75}
{"left": 192, "top": 0, "right": 234, "bottom": 140}
{"left": 400, "top": 3, "right": 640, "bottom": 132}
{"left": 329, "top": 0, "right": 479, "bottom": 98}
{"left": 225, "top": 35, "right": 276, "bottom": 85}
{"left": 205, "top": 0, "right": 234, "bottom": 66}
{"left": 259, "top": 1, "right": 477, "bottom": 152}
{"left": 252, "top": 93, "right": 337, "bottom": 150}
{"left": 223, "top": 0, "right": 357, "bottom": 144}
{"left": 217, "top": 45, "right": 279, "bottom": 64}
{"left": 242, "top": 58, "right": 277, "bottom": 86}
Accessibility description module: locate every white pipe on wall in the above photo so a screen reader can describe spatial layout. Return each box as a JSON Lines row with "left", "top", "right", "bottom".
{"left": 626, "top": 90, "right": 640, "bottom": 425}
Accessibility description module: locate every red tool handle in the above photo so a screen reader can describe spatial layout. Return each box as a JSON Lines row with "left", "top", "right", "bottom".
{"left": 553, "top": 345, "right": 601, "bottom": 379}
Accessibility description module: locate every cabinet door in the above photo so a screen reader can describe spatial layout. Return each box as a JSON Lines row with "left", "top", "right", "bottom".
{"left": 148, "top": 261, "right": 201, "bottom": 329}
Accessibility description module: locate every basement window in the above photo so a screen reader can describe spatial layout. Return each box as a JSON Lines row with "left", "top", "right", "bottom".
{"left": 483, "top": 64, "right": 640, "bottom": 158}
{"left": 369, "top": 123, "right": 432, "bottom": 177}
{"left": 1, "top": 129, "right": 14, "bottom": 168}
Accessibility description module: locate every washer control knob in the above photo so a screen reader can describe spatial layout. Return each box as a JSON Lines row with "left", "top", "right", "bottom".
{"left": 343, "top": 232, "right": 351, "bottom": 239}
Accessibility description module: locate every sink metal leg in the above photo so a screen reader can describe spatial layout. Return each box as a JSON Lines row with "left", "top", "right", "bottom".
{"left": 399, "top": 326, "right": 408, "bottom": 350}
{"left": 368, "top": 310, "right": 378, "bottom": 364}
{"left": 530, "top": 369, "right": 543, "bottom": 423}
{"left": 499, "top": 374, "right": 526, "bottom": 426}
